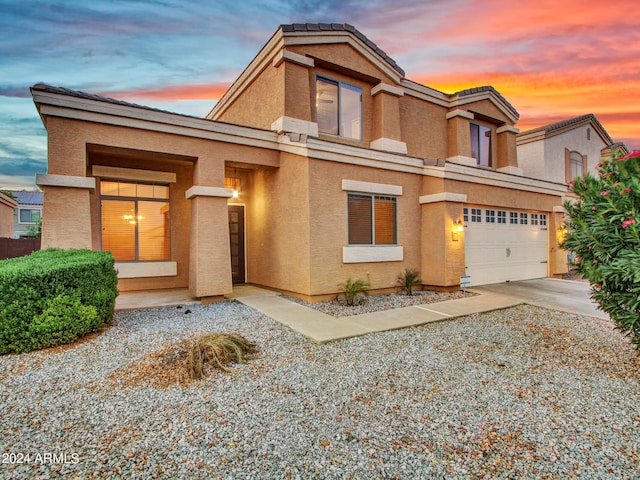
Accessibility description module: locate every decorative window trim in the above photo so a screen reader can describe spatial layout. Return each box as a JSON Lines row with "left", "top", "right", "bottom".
{"left": 92, "top": 165, "right": 176, "bottom": 183}
{"left": 116, "top": 261, "right": 177, "bottom": 278}
{"left": 342, "top": 180, "right": 402, "bottom": 196}
{"left": 343, "top": 246, "right": 403, "bottom": 263}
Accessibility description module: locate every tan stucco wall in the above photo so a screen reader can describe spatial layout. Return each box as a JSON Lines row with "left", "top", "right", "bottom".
{"left": 214, "top": 62, "right": 285, "bottom": 130}
{"left": 400, "top": 96, "right": 448, "bottom": 159}
{"left": 0, "top": 205, "right": 15, "bottom": 238}
{"left": 245, "top": 153, "right": 312, "bottom": 294}
{"left": 307, "top": 160, "right": 422, "bottom": 296}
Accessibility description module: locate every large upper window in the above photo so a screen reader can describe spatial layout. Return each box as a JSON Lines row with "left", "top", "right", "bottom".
{"left": 316, "top": 76, "right": 362, "bottom": 141}
{"left": 347, "top": 193, "right": 396, "bottom": 245}
{"left": 100, "top": 180, "right": 170, "bottom": 262}
{"left": 470, "top": 123, "right": 492, "bottom": 167}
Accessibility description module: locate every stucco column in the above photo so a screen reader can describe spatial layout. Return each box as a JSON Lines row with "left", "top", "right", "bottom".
{"left": 37, "top": 118, "right": 95, "bottom": 249}
{"left": 370, "top": 83, "right": 407, "bottom": 154}
{"left": 445, "top": 109, "right": 476, "bottom": 166}
{"left": 549, "top": 207, "right": 569, "bottom": 276}
{"left": 419, "top": 193, "right": 467, "bottom": 288}
{"left": 495, "top": 125, "right": 522, "bottom": 174}
{"left": 187, "top": 156, "right": 233, "bottom": 300}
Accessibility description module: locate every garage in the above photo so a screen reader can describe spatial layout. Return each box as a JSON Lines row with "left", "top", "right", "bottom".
{"left": 463, "top": 207, "right": 549, "bottom": 286}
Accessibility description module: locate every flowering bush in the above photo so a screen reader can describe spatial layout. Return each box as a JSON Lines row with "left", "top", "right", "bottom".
{"left": 561, "top": 150, "right": 640, "bottom": 353}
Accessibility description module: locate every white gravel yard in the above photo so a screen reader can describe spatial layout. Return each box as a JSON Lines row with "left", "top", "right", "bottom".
{"left": 1, "top": 300, "right": 639, "bottom": 479}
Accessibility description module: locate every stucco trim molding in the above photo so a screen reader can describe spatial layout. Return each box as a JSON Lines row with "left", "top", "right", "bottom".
{"left": 36, "top": 173, "right": 96, "bottom": 189}
{"left": 446, "top": 109, "right": 474, "bottom": 120}
{"left": 371, "top": 83, "right": 404, "bottom": 97}
{"left": 553, "top": 205, "right": 568, "bottom": 213}
{"left": 343, "top": 246, "right": 404, "bottom": 263}
{"left": 115, "top": 261, "right": 177, "bottom": 278}
{"left": 419, "top": 192, "right": 467, "bottom": 204}
{"left": 496, "top": 125, "right": 520, "bottom": 134}
{"left": 446, "top": 155, "right": 477, "bottom": 167}
{"left": 92, "top": 165, "right": 176, "bottom": 183}
{"left": 185, "top": 186, "right": 234, "bottom": 199}
{"left": 272, "top": 116, "right": 319, "bottom": 136}
{"left": 273, "top": 49, "right": 315, "bottom": 68}
{"left": 496, "top": 166, "right": 523, "bottom": 176}
{"left": 370, "top": 137, "right": 408, "bottom": 154}
{"left": 342, "top": 179, "right": 403, "bottom": 196}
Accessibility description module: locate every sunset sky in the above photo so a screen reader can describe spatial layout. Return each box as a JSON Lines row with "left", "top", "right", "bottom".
{"left": 1, "top": 0, "right": 638, "bottom": 188}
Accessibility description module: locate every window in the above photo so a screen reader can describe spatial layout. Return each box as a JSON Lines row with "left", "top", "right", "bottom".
{"left": 18, "top": 208, "right": 41, "bottom": 224}
{"left": 471, "top": 208, "right": 482, "bottom": 223}
{"left": 497, "top": 211, "right": 506, "bottom": 224}
{"left": 520, "top": 212, "right": 528, "bottom": 225}
{"left": 569, "top": 152, "right": 583, "bottom": 181}
{"left": 470, "top": 123, "right": 492, "bottom": 167}
{"left": 485, "top": 210, "right": 496, "bottom": 223}
{"left": 531, "top": 213, "right": 539, "bottom": 226}
{"left": 100, "top": 180, "right": 170, "bottom": 261}
{"left": 316, "top": 76, "right": 362, "bottom": 141}
{"left": 463, "top": 207, "right": 469, "bottom": 223}
{"left": 540, "top": 214, "right": 547, "bottom": 226}
{"left": 348, "top": 193, "right": 396, "bottom": 245}
{"left": 510, "top": 212, "right": 518, "bottom": 224}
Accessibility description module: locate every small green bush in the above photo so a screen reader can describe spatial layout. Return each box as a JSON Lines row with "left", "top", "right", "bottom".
{"left": 338, "top": 277, "right": 370, "bottom": 306}
{"left": 396, "top": 268, "right": 422, "bottom": 296}
{"left": 0, "top": 249, "right": 118, "bottom": 354}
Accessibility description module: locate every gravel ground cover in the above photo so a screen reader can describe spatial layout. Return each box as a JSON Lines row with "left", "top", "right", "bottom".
{"left": 286, "top": 290, "right": 473, "bottom": 317}
{"left": 1, "top": 301, "right": 639, "bottom": 479}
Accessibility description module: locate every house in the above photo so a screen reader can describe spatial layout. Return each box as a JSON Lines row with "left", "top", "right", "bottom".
{"left": 0, "top": 192, "right": 18, "bottom": 238}
{"left": 30, "top": 23, "right": 570, "bottom": 301}
{"left": 516, "top": 114, "right": 628, "bottom": 186}
{"left": 11, "top": 190, "right": 43, "bottom": 238}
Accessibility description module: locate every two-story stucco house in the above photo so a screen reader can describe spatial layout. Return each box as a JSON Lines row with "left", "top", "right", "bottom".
{"left": 31, "top": 23, "right": 569, "bottom": 302}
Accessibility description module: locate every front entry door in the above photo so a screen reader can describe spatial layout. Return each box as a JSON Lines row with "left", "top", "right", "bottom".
{"left": 228, "top": 205, "right": 245, "bottom": 284}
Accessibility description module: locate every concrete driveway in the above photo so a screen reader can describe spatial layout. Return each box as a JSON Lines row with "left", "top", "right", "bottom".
{"left": 469, "top": 278, "right": 608, "bottom": 320}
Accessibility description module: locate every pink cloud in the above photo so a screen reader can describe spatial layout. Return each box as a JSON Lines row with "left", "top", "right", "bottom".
{"left": 100, "top": 82, "right": 231, "bottom": 102}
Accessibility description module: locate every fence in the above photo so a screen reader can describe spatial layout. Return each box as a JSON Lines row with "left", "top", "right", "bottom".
{"left": 0, "top": 238, "right": 41, "bottom": 260}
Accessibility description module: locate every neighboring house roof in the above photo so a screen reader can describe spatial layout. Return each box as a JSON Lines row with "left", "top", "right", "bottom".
{"left": 0, "top": 192, "right": 18, "bottom": 209}
{"left": 517, "top": 113, "right": 614, "bottom": 146}
{"left": 12, "top": 191, "right": 43, "bottom": 206}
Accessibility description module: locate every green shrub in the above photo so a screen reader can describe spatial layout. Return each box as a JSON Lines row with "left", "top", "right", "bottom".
{"left": 396, "top": 267, "right": 422, "bottom": 296}
{"left": 561, "top": 150, "right": 640, "bottom": 353}
{"left": 0, "top": 249, "right": 118, "bottom": 354}
{"left": 338, "top": 277, "right": 370, "bottom": 306}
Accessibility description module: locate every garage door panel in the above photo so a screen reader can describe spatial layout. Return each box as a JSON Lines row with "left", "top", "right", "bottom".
{"left": 464, "top": 207, "right": 548, "bottom": 286}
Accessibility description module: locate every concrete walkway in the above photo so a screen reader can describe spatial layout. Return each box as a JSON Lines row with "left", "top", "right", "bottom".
{"left": 233, "top": 286, "right": 521, "bottom": 343}
{"left": 116, "top": 279, "right": 604, "bottom": 343}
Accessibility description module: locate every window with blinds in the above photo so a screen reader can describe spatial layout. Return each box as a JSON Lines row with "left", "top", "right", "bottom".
{"left": 347, "top": 193, "right": 396, "bottom": 245}
{"left": 100, "top": 180, "right": 170, "bottom": 262}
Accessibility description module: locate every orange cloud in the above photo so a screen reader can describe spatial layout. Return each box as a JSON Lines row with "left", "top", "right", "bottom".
{"left": 100, "top": 82, "right": 231, "bottom": 102}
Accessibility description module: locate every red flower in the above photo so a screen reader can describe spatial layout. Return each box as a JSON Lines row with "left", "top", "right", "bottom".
{"left": 622, "top": 218, "right": 636, "bottom": 229}
{"left": 600, "top": 190, "right": 610, "bottom": 196}
{"left": 591, "top": 206, "right": 597, "bottom": 211}
{"left": 622, "top": 187, "right": 632, "bottom": 194}
{"left": 620, "top": 150, "right": 640, "bottom": 161}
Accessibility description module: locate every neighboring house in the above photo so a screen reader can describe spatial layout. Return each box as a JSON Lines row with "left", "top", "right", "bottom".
{"left": 30, "top": 23, "right": 570, "bottom": 301}
{"left": 0, "top": 192, "right": 18, "bottom": 238}
{"left": 12, "top": 190, "right": 43, "bottom": 238}
{"left": 516, "top": 114, "right": 628, "bottom": 185}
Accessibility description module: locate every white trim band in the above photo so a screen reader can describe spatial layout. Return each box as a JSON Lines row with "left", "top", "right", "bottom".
{"left": 273, "top": 49, "right": 315, "bottom": 68}
{"left": 370, "top": 137, "right": 408, "bottom": 154}
{"left": 496, "top": 125, "right": 520, "bottom": 134}
{"left": 185, "top": 186, "right": 234, "bottom": 199}
{"left": 36, "top": 174, "right": 96, "bottom": 189}
{"left": 271, "top": 116, "right": 319, "bottom": 136}
{"left": 343, "top": 246, "right": 403, "bottom": 263}
{"left": 116, "top": 261, "right": 177, "bottom": 278}
{"left": 446, "top": 109, "right": 474, "bottom": 120}
{"left": 371, "top": 83, "right": 404, "bottom": 97}
{"left": 342, "top": 179, "right": 403, "bottom": 196}
{"left": 419, "top": 192, "right": 467, "bottom": 204}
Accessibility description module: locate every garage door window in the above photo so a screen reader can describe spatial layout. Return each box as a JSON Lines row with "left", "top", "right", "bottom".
{"left": 471, "top": 208, "right": 482, "bottom": 223}
{"left": 497, "top": 211, "right": 506, "bottom": 224}
{"left": 485, "top": 210, "right": 496, "bottom": 223}
{"left": 520, "top": 213, "right": 529, "bottom": 225}
{"left": 510, "top": 212, "right": 518, "bottom": 224}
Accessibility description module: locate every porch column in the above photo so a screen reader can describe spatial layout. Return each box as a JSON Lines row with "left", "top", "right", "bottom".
{"left": 37, "top": 117, "right": 94, "bottom": 249}
{"left": 370, "top": 83, "right": 407, "bottom": 154}
{"left": 495, "top": 125, "right": 523, "bottom": 174}
{"left": 187, "top": 156, "right": 233, "bottom": 300}
{"left": 419, "top": 193, "right": 467, "bottom": 288}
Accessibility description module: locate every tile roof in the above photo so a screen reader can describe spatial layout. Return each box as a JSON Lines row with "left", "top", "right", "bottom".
{"left": 280, "top": 23, "right": 405, "bottom": 76}
{"left": 456, "top": 86, "right": 519, "bottom": 119}
{"left": 521, "top": 113, "right": 614, "bottom": 145}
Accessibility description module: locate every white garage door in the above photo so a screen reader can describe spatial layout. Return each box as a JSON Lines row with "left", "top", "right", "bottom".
{"left": 464, "top": 207, "right": 548, "bottom": 286}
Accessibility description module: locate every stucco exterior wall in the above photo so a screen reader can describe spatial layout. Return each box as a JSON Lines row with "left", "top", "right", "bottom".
{"left": 543, "top": 125, "right": 607, "bottom": 182}
{"left": 516, "top": 140, "right": 546, "bottom": 180}
{"left": 400, "top": 95, "right": 448, "bottom": 159}
{"left": 0, "top": 194, "right": 17, "bottom": 238}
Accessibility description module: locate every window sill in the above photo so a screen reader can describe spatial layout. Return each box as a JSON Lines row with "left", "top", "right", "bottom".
{"left": 342, "top": 246, "right": 403, "bottom": 264}
{"left": 115, "top": 262, "right": 177, "bottom": 279}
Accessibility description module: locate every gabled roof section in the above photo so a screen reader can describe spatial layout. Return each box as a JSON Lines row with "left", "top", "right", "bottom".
{"left": 280, "top": 23, "right": 405, "bottom": 76}
{"left": 454, "top": 86, "right": 519, "bottom": 120}
{"left": 517, "top": 113, "right": 614, "bottom": 146}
